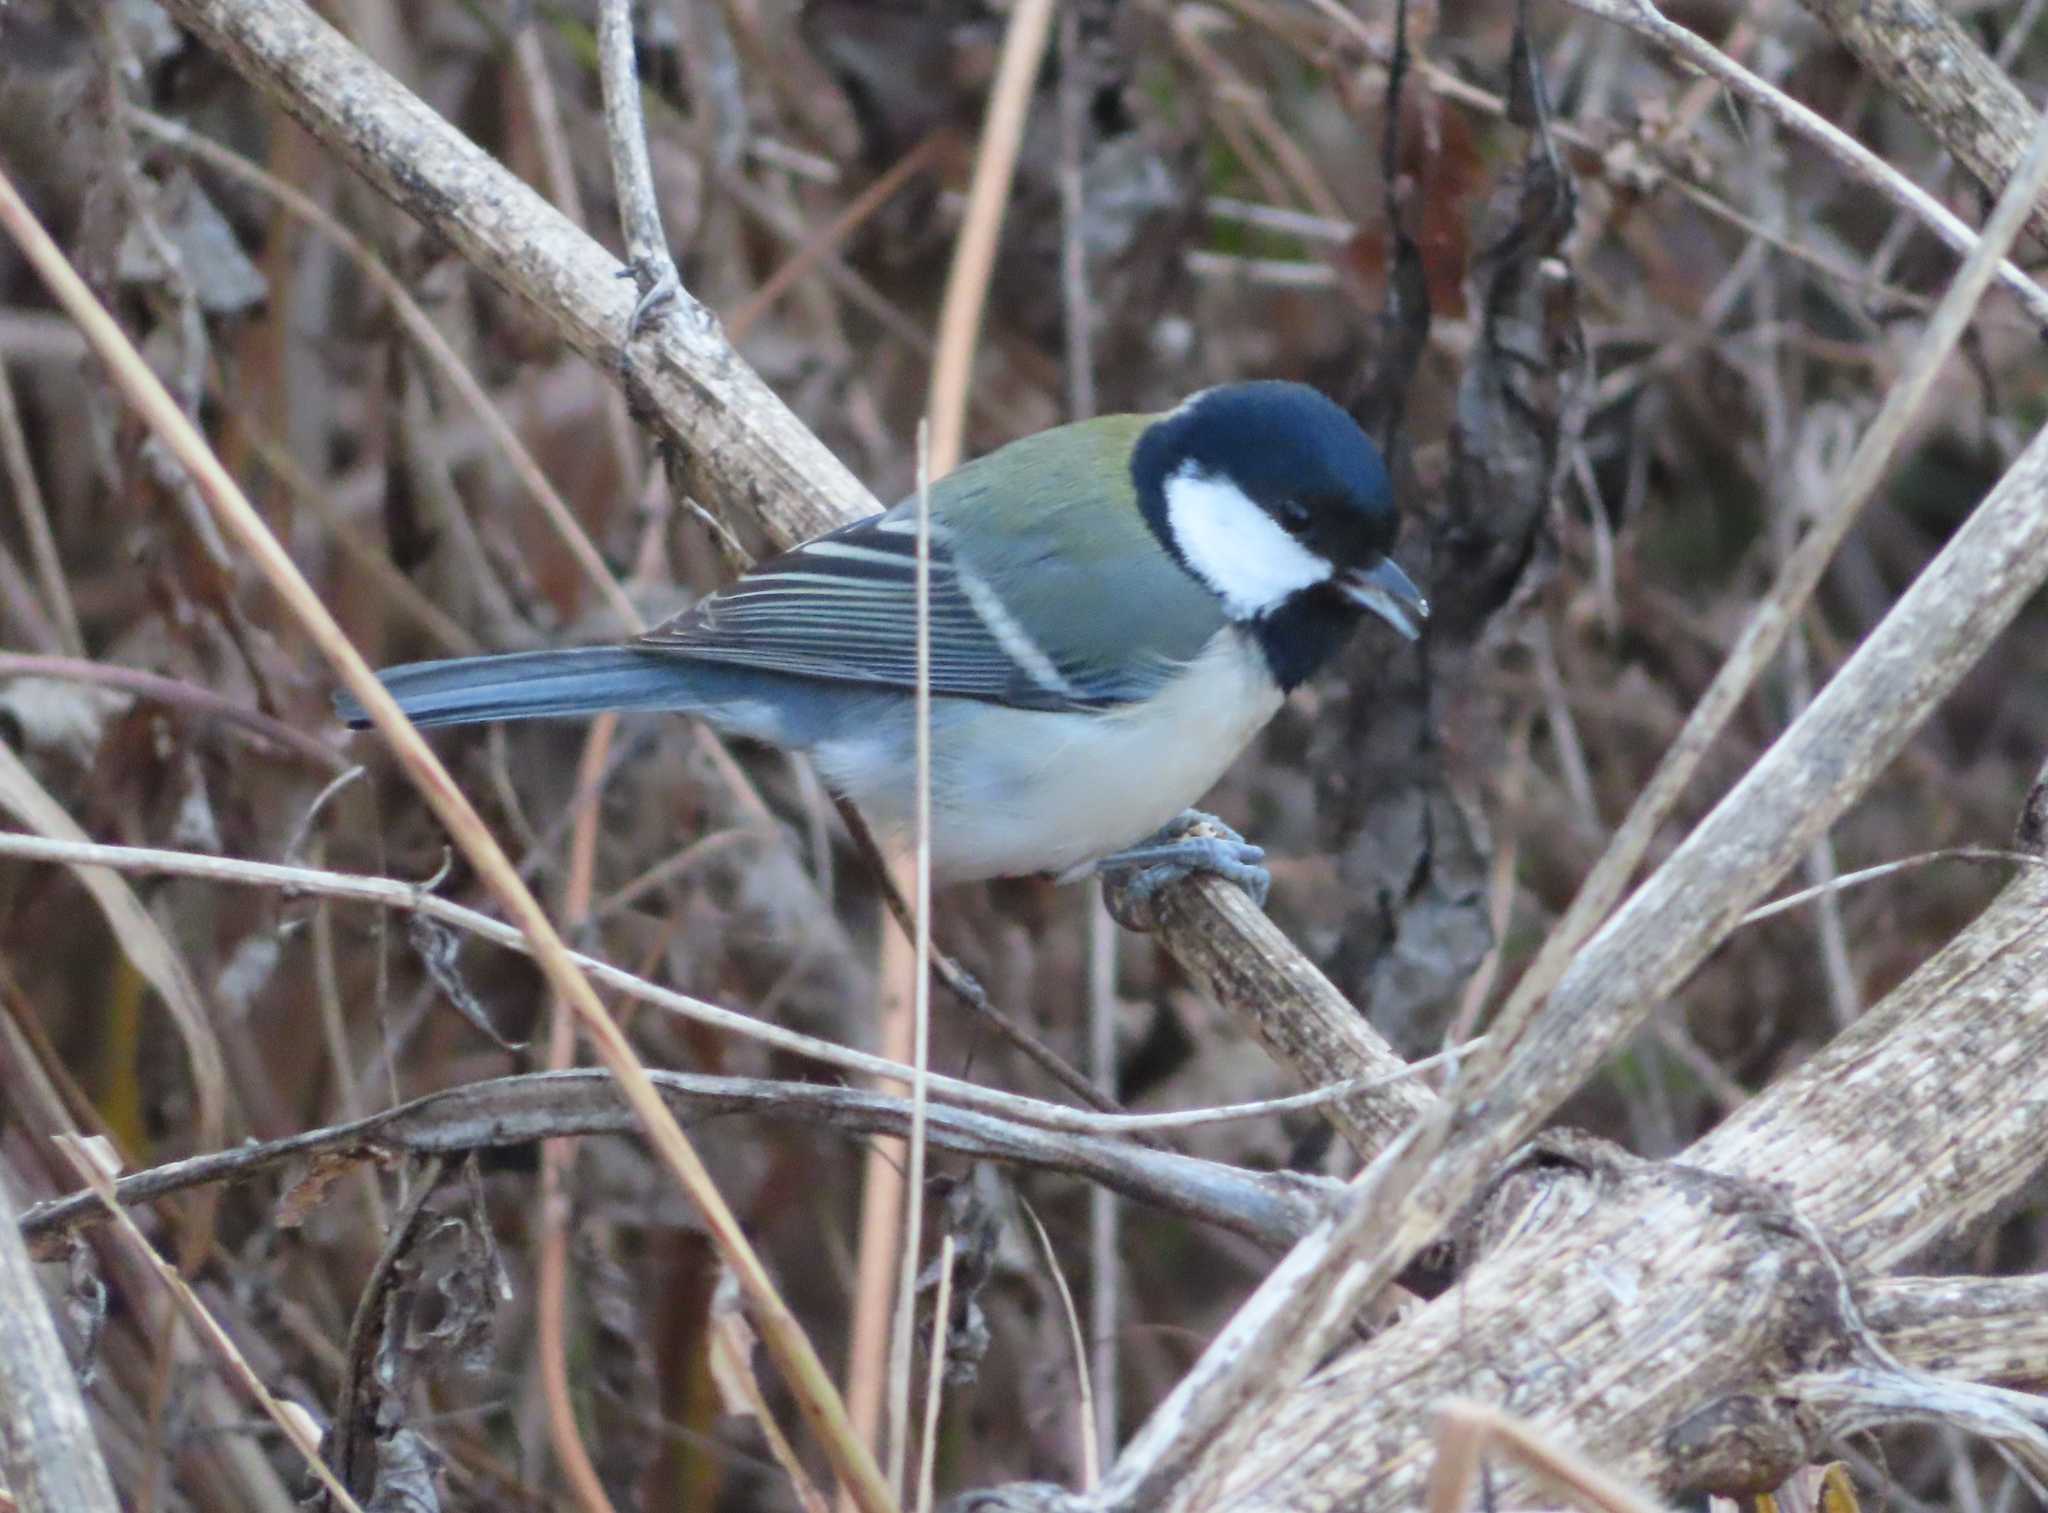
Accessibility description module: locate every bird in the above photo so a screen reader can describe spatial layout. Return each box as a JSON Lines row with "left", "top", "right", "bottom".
{"left": 340, "top": 381, "right": 1427, "bottom": 906}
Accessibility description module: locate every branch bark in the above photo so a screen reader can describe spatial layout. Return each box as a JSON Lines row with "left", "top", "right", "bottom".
{"left": 0, "top": 1174, "right": 122, "bottom": 1513}
{"left": 1793, "top": 0, "right": 2048, "bottom": 250}
{"left": 1141, "top": 854, "right": 2048, "bottom": 1510}
{"left": 1104, "top": 873, "right": 1435, "bottom": 1162}
{"left": 1861, "top": 1274, "right": 2048, "bottom": 1387}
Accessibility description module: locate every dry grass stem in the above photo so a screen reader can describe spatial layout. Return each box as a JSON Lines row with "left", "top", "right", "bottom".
{"left": 0, "top": 362, "right": 82, "bottom": 658}
{"left": 884, "top": 424, "right": 939, "bottom": 1497}
{"left": 1425, "top": 1401, "right": 1669, "bottom": 1513}
{"left": 1025, "top": 1200, "right": 1100, "bottom": 1490}
{"left": 924, "top": 0, "right": 1058, "bottom": 474}
{"left": 914, "top": 1232, "right": 956, "bottom": 1513}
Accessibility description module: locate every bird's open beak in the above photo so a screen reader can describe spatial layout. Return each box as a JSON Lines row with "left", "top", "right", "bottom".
{"left": 1341, "top": 556, "right": 1429, "bottom": 642}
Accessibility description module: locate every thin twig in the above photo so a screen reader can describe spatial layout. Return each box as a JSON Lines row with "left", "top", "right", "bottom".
{"left": 1736, "top": 848, "right": 2044, "bottom": 927}
{"left": 0, "top": 652, "right": 349, "bottom": 771}
{"left": 1024, "top": 1200, "right": 1099, "bottom": 1489}
{"left": 0, "top": 827, "right": 1461, "bottom": 1140}
{"left": 20, "top": 1069, "right": 1341, "bottom": 1256}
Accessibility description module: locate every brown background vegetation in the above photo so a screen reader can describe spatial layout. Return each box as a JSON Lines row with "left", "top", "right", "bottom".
{"left": 1, "top": 0, "right": 2045, "bottom": 1508}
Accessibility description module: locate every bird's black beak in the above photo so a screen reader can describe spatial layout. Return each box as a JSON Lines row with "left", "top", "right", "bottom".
{"left": 1340, "top": 556, "right": 1429, "bottom": 642}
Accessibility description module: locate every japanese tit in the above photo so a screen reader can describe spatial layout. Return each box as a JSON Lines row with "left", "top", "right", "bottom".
{"left": 342, "top": 381, "right": 1427, "bottom": 902}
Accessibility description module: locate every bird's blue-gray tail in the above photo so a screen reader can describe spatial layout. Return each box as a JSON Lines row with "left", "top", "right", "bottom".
{"left": 336, "top": 647, "right": 699, "bottom": 730}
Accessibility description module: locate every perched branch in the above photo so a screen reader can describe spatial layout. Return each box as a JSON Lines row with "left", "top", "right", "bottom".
{"left": 1105, "top": 871, "right": 1434, "bottom": 1162}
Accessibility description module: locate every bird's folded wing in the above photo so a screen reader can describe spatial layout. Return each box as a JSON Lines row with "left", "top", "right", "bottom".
{"left": 635, "top": 510, "right": 1156, "bottom": 710}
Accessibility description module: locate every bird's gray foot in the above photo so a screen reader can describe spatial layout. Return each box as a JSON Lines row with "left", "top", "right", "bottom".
{"left": 1096, "top": 809, "right": 1270, "bottom": 918}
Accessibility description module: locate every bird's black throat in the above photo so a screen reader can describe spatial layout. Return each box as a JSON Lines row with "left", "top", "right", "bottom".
{"left": 1250, "top": 584, "right": 1366, "bottom": 692}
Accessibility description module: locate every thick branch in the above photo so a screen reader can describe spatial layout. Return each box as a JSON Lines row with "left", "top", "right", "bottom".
{"left": 156, "top": 0, "right": 871, "bottom": 551}
{"left": 1129, "top": 856, "right": 2048, "bottom": 1510}
{"left": 1090, "top": 393, "right": 2048, "bottom": 1513}
{"left": 1862, "top": 1275, "right": 2048, "bottom": 1387}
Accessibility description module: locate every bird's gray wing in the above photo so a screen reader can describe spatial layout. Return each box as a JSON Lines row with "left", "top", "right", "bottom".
{"left": 634, "top": 419, "right": 1224, "bottom": 711}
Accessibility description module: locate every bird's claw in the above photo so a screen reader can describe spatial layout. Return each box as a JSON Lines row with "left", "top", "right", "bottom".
{"left": 1097, "top": 810, "right": 1270, "bottom": 929}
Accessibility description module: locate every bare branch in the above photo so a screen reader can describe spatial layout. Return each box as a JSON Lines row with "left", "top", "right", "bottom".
{"left": 19, "top": 1070, "right": 1337, "bottom": 1255}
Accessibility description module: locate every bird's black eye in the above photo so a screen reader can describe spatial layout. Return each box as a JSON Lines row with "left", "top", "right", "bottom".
{"left": 1278, "top": 499, "right": 1312, "bottom": 528}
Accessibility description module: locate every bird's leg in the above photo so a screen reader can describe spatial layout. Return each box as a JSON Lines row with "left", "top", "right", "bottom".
{"left": 1092, "top": 810, "right": 1270, "bottom": 916}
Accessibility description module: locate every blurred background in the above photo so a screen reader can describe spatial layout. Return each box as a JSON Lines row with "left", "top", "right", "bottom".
{"left": 1, "top": 0, "right": 2045, "bottom": 1507}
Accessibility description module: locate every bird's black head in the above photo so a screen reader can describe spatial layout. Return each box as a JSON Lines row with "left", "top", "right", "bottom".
{"left": 1133, "top": 381, "right": 1427, "bottom": 689}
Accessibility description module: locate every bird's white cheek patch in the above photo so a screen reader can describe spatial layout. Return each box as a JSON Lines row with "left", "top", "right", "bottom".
{"left": 1164, "top": 465, "right": 1332, "bottom": 618}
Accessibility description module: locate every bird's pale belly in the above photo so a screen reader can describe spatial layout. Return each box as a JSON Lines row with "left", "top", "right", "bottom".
{"left": 810, "top": 630, "right": 1283, "bottom": 882}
